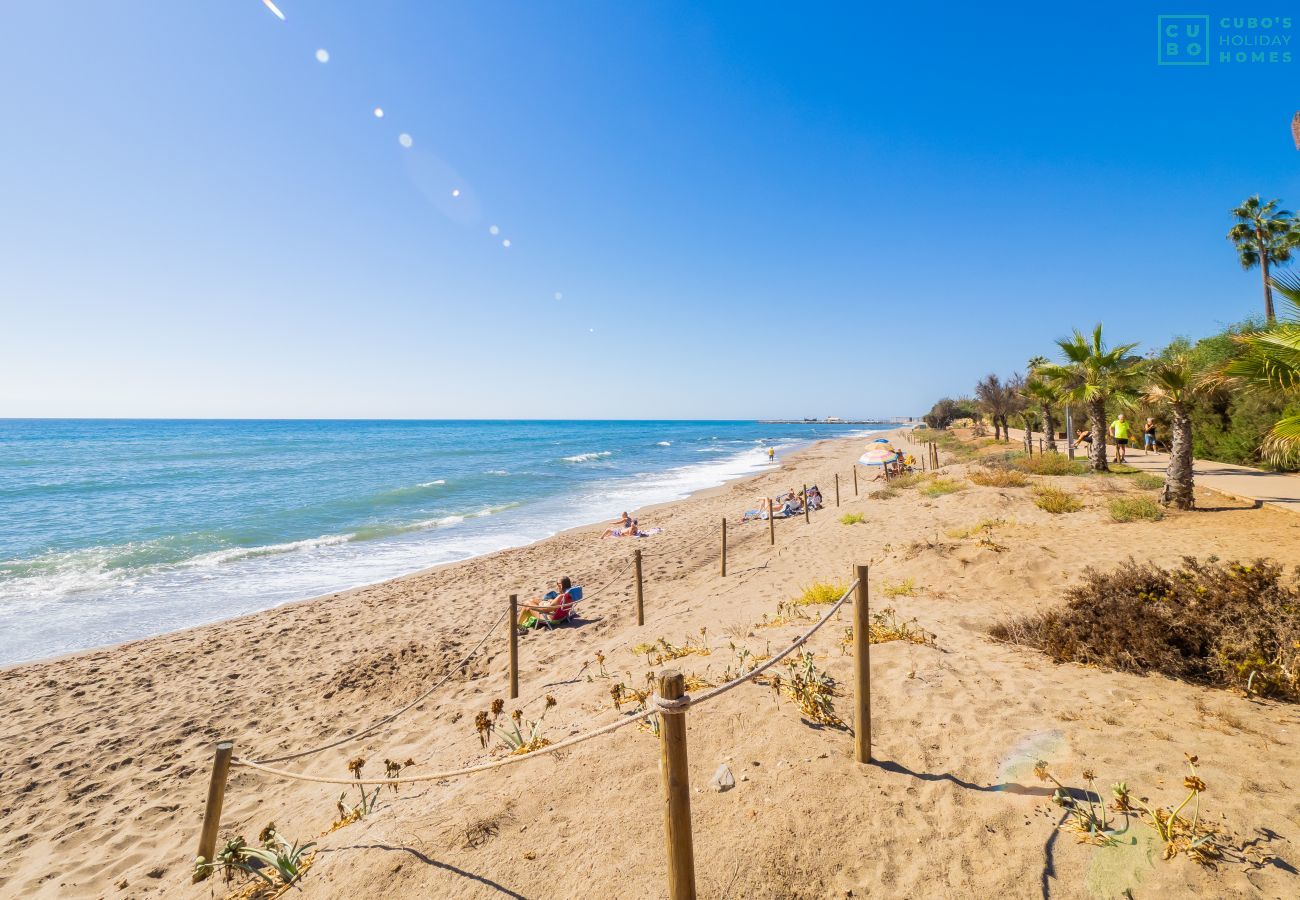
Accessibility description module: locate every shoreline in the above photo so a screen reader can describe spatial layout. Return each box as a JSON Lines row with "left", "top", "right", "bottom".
{"left": 0, "top": 430, "right": 901, "bottom": 675}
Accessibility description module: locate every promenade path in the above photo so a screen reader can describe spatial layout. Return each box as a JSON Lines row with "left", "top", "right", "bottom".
{"left": 1005, "top": 428, "right": 1300, "bottom": 515}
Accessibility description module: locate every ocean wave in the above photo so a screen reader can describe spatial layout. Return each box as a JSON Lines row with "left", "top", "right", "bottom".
{"left": 561, "top": 451, "right": 613, "bottom": 463}
{"left": 418, "top": 479, "right": 447, "bottom": 487}
{"left": 656, "top": 441, "right": 671, "bottom": 446}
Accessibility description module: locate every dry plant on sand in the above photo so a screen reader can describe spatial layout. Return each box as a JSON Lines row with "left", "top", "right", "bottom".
{"left": 991, "top": 557, "right": 1300, "bottom": 701}
{"left": 476, "top": 696, "right": 558, "bottom": 755}
{"left": 630, "top": 629, "right": 712, "bottom": 665}
{"left": 919, "top": 477, "right": 966, "bottom": 497}
{"left": 882, "top": 577, "right": 917, "bottom": 598}
{"left": 968, "top": 466, "right": 1031, "bottom": 487}
{"left": 758, "top": 650, "right": 845, "bottom": 728}
{"left": 1032, "top": 485, "right": 1083, "bottom": 514}
{"left": 841, "top": 607, "right": 936, "bottom": 651}
{"left": 193, "top": 824, "right": 315, "bottom": 897}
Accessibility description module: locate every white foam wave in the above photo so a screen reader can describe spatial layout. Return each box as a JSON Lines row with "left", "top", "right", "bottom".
{"left": 656, "top": 441, "right": 671, "bottom": 446}
{"left": 418, "top": 479, "right": 446, "bottom": 487}
{"left": 561, "top": 451, "right": 613, "bottom": 463}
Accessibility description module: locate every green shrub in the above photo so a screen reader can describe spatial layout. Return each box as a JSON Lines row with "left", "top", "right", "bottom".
{"left": 1132, "top": 473, "right": 1165, "bottom": 490}
{"left": 839, "top": 512, "right": 865, "bottom": 525}
{"left": 920, "top": 477, "right": 965, "bottom": 497}
{"left": 1108, "top": 497, "right": 1164, "bottom": 522}
{"left": 793, "top": 580, "right": 850, "bottom": 605}
{"left": 989, "top": 558, "right": 1300, "bottom": 701}
{"left": 1032, "top": 486, "right": 1083, "bottom": 514}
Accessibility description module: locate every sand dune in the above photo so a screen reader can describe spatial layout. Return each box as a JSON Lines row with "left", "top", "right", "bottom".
{"left": 2, "top": 430, "right": 1298, "bottom": 898}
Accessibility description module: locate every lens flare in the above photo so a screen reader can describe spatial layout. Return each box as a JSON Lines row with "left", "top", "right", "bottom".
{"left": 502, "top": 239, "right": 511, "bottom": 248}
{"left": 451, "top": 189, "right": 461, "bottom": 197}
{"left": 488, "top": 225, "right": 500, "bottom": 235}
{"left": 315, "top": 48, "right": 330, "bottom": 63}
{"left": 262, "top": 0, "right": 286, "bottom": 21}
{"left": 373, "top": 107, "right": 384, "bottom": 118}
{"left": 554, "top": 292, "right": 563, "bottom": 300}
{"left": 398, "top": 133, "right": 413, "bottom": 148}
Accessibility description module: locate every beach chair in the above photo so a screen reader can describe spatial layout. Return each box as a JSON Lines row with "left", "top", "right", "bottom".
{"left": 535, "top": 586, "right": 583, "bottom": 629}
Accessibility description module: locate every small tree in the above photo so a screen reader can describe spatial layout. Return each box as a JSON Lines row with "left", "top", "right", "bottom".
{"left": 1040, "top": 325, "right": 1144, "bottom": 472}
{"left": 975, "top": 373, "right": 1025, "bottom": 442}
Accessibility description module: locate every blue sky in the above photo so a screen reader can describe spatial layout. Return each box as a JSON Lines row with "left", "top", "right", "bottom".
{"left": 2, "top": 2, "right": 1298, "bottom": 419}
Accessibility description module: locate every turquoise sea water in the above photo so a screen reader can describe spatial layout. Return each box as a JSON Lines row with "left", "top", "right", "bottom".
{"left": 0, "top": 419, "right": 888, "bottom": 665}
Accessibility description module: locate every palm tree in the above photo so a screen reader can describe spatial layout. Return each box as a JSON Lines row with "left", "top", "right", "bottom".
{"left": 1143, "top": 356, "right": 1200, "bottom": 509}
{"left": 1027, "top": 355, "right": 1049, "bottom": 372}
{"left": 1039, "top": 325, "right": 1144, "bottom": 472}
{"left": 1228, "top": 195, "right": 1296, "bottom": 323}
{"left": 1222, "top": 272, "right": 1300, "bottom": 465}
{"left": 1021, "top": 376, "right": 1060, "bottom": 452}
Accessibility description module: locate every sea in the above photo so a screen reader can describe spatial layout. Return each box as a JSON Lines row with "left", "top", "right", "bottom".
{"left": 0, "top": 419, "right": 890, "bottom": 666}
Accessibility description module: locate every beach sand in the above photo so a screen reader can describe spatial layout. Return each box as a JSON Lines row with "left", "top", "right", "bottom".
{"left": 2, "top": 429, "right": 1298, "bottom": 898}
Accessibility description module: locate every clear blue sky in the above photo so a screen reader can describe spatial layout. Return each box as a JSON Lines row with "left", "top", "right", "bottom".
{"left": 2, "top": 2, "right": 1297, "bottom": 419}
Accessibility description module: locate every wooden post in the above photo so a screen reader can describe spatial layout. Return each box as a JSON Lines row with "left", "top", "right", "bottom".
{"left": 508, "top": 594, "right": 519, "bottom": 699}
{"left": 852, "top": 466, "right": 858, "bottom": 496}
{"left": 834, "top": 473, "right": 840, "bottom": 507}
{"left": 719, "top": 518, "right": 727, "bottom": 577}
{"left": 657, "top": 670, "right": 697, "bottom": 900}
{"left": 803, "top": 483, "right": 810, "bottom": 523}
{"left": 853, "top": 565, "right": 871, "bottom": 764}
{"left": 194, "top": 740, "right": 234, "bottom": 882}
{"left": 634, "top": 548, "right": 645, "bottom": 626}
{"left": 767, "top": 498, "right": 775, "bottom": 545}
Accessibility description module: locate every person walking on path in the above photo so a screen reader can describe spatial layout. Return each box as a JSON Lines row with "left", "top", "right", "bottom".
{"left": 1143, "top": 417, "right": 1157, "bottom": 455}
{"left": 1110, "top": 414, "right": 1132, "bottom": 463}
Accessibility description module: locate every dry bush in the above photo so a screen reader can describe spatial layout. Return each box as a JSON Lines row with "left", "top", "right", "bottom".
{"left": 1032, "top": 485, "right": 1083, "bottom": 514}
{"left": 1013, "top": 454, "right": 1090, "bottom": 476}
{"left": 1133, "top": 472, "right": 1165, "bottom": 490}
{"left": 968, "top": 467, "right": 1030, "bottom": 487}
{"left": 990, "top": 557, "right": 1300, "bottom": 701}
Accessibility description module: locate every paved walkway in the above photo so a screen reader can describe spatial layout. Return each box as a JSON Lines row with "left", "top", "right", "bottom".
{"left": 1008, "top": 429, "right": 1300, "bottom": 515}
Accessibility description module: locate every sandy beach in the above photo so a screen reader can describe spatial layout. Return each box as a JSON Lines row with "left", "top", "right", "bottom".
{"left": 2, "top": 428, "right": 1298, "bottom": 899}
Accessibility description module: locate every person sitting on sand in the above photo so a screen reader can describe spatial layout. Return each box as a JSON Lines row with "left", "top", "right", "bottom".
{"left": 611, "top": 511, "right": 632, "bottom": 529}
{"left": 518, "top": 577, "right": 575, "bottom": 628}
{"left": 602, "top": 518, "right": 643, "bottom": 538}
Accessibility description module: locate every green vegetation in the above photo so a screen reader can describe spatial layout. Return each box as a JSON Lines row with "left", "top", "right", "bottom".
{"left": 1032, "top": 485, "right": 1083, "bottom": 514}
{"left": 919, "top": 477, "right": 965, "bottom": 497}
{"left": 990, "top": 558, "right": 1300, "bottom": 701}
{"left": 793, "top": 580, "right": 850, "bottom": 605}
{"left": 946, "top": 518, "right": 1010, "bottom": 539}
{"left": 1132, "top": 472, "right": 1165, "bottom": 490}
{"left": 881, "top": 577, "right": 917, "bottom": 598}
{"left": 1107, "top": 497, "right": 1164, "bottom": 522}
{"left": 1012, "top": 453, "right": 1089, "bottom": 476}
{"left": 839, "top": 512, "right": 865, "bottom": 525}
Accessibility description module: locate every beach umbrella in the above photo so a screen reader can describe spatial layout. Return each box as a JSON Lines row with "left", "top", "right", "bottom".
{"left": 858, "top": 447, "right": 899, "bottom": 466}
{"left": 872, "top": 438, "right": 891, "bottom": 443}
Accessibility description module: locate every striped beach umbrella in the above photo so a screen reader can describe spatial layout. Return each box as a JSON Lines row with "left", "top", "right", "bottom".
{"left": 858, "top": 446, "right": 899, "bottom": 466}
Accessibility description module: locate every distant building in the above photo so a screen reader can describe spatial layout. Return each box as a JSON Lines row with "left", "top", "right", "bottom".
{"left": 826, "top": 416, "right": 844, "bottom": 423}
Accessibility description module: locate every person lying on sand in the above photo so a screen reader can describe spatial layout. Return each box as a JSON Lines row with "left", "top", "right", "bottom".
{"left": 518, "top": 577, "right": 575, "bottom": 628}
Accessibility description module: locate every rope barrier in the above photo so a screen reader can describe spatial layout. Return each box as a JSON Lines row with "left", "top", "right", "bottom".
{"left": 249, "top": 601, "right": 512, "bottom": 765}
{"left": 230, "top": 578, "right": 857, "bottom": 786}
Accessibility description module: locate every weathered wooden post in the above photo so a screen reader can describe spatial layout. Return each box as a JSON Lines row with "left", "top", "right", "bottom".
{"left": 634, "top": 548, "right": 645, "bottom": 626}
{"left": 803, "top": 483, "right": 810, "bottom": 523}
{"left": 194, "top": 740, "right": 234, "bottom": 882}
{"left": 657, "top": 670, "right": 696, "bottom": 900}
{"left": 508, "top": 594, "right": 519, "bottom": 699}
{"left": 767, "top": 498, "right": 775, "bottom": 545}
{"left": 719, "top": 518, "right": 727, "bottom": 577}
{"left": 834, "top": 473, "right": 840, "bottom": 507}
{"left": 853, "top": 565, "right": 871, "bottom": 764}
{"left": 853, "top": 466, "right": 858, "bottom": 496}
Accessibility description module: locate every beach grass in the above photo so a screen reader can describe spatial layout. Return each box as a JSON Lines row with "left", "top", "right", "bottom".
{"left": 919, "top": 477, "right": 965, "bottom": 497}
{"left": 1108, "top": 497, "right": 1164, "bottom": 522}
{"left": 1032, "top": 485, "right": 1083, "bottom": 514}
